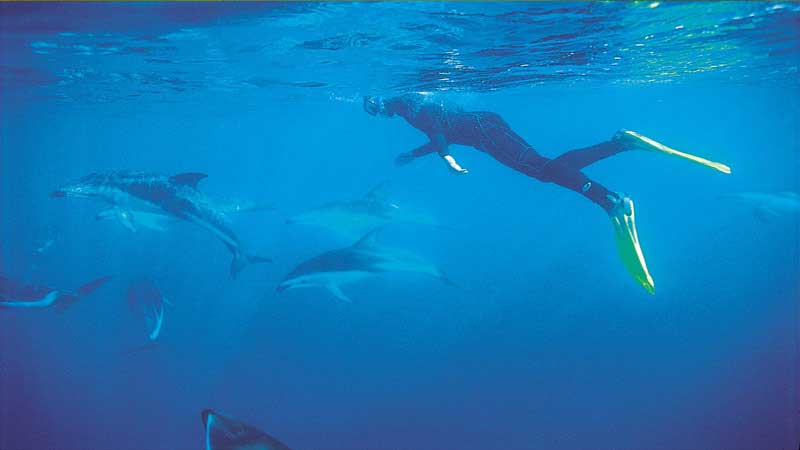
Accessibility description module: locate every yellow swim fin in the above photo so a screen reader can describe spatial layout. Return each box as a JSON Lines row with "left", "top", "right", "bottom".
{"left": 616, "top": 129, "right": 732, "bottom": 174}
{"left": 609, "top": 195, "right": 655, "bottom": 295}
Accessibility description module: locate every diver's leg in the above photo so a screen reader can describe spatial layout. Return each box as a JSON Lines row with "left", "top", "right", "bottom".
{"left": 516, "top": 155, "right": 618, "bottom": 212}
{"left": 475, "top": 117, "right": 620, "bottom": 212}
{"left": 549, "top": 139, "right": 627, "bottom": 170}
{"left": 517, "top": 156, "right": 655, "bottom": 294}
{"left": 551, "top": 130, "right": 731, "bottom": 174}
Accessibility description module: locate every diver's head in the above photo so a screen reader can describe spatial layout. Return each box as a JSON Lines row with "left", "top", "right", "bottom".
{"left": 363, "top": 96, "right": 386, "bottom": 117}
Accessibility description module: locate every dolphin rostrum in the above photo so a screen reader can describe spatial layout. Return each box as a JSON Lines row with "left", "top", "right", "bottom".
{"left": 52, "top": 171, "right": 270, "bottom": 278}
{"left": 202, "top": 409, "right": 292, "bottom": 450}
{"left": 286, "top": 181, "right": 445, "bottom": 239}
{"left": 277, "top": 228, "right": 454, "bottom": 302}
{"left": 0, "top": 274, "right": 111, "bottom": 310}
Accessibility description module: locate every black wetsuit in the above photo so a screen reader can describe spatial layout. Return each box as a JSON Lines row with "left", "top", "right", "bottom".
{"left": 383, "top": 93, "right": 629, "bottom": 212}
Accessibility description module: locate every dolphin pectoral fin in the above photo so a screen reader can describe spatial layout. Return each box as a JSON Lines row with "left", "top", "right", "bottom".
{"left": 327, "top": 284, "right": 352, "bottom": 302}
{"left": 97, "top": 207, "right": 137, "bottom": 231}
{"left": 116, "top": 208, "right": 138, "bottom": 232}
{"left": 95, "top": 209, "right": 117, "bottom": 221}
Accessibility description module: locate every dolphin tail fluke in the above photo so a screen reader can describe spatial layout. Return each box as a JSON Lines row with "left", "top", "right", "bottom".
{"left": 439, "top": 274, "right": 458, "bottom": 287}
{"left": 54, "top": 275, "right": 112, "bottom": 312}
{"left": 76, "top": 275, "right": 113, "bottom": 297}
{"left": 230, "top": 251, "right": 272, "bottom": 279}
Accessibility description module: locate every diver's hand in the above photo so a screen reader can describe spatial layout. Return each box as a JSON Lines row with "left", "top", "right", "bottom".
{"left": 395, "top": 152, "right": 415, "bottom": 166}
{"left": 443, "top": 155, "right": 468, "bottom": 175}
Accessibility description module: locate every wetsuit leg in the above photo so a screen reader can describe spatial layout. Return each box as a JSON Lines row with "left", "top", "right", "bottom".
{"left": 472, "top": 114, "right": 617, "bottom": 212}
{"left": 519, "top": 154, "right": 617, "bottom": 212}
{"left": 549, "top": 140, "right": 627, "bottom": 170}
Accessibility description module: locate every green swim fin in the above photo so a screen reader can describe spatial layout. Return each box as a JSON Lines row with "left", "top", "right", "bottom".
{"left": 609, "top": 195, "right": 655, "bottom": 295}
{"left": 616, "top": 129, "right": 732, "bottom": 174}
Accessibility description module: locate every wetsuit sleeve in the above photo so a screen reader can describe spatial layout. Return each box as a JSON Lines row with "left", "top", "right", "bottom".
{"left": 410, "top": 138, "right": 446, "bottom": 158}
{"left": 396, "top": 135, "right": 448, "bottom": 167}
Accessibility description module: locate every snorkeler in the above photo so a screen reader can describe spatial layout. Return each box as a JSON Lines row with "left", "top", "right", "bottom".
{"left": 363, "top": 93, "right": 731, "bottom": 294}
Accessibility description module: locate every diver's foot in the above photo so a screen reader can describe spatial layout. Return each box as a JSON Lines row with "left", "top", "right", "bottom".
{"left": 607, "top": 191, "right": 632, "bottom": 217}
{"left": 607, "top": 192, "right": 656, "bottom": 295}
{"left": 612, "top": 129, "right": 731, "bottom": 174}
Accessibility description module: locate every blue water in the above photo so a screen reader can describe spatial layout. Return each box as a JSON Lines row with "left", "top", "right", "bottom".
{"left": 1, "top": 2, "right": 799, "bottom": 449}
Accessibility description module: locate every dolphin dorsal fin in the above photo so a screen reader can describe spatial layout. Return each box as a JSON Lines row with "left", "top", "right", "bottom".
{"left": 364, "top": 180, "right": 391, "bottom": 201}
{"left": 170, "top": 173, "right": 208, "bottom": 190}
{"left": 327, "top": 285, "right": 352, "bottom": 302}
{"left": 352, "top": 227, "right": 382, "bottom": 249}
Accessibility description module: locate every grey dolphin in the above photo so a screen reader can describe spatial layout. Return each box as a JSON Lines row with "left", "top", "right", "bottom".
{"left": 202, "top": 409, "right": 292, "bottom": 450}
{"left": 286, "top": 181, "right": 445, "bottom": 239}
{"left": 277, "top": 228, "right": 454, "bottom": 302}
{"left": 0, "top": 274, "right": 111, "bottom": 310}
{"left": 720, "top": 191, "right": 800, "bottom": 222}
{"left": 52, "top": 171, "right": 270, "bottom": 278}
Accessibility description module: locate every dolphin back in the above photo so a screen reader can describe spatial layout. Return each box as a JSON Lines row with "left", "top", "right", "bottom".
{"left": 202, "top": 409, "right": 292, "bottom": 450}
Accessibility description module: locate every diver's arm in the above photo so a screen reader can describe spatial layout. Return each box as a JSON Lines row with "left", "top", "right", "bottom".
{"left": 431, "top": 134, "right": 468, "bottom": 175}
{"left": 395, "top": 135, "right": 468, "bottom": 175}
{"left": 395, "top": 135, "right": 445, "bottom": 166}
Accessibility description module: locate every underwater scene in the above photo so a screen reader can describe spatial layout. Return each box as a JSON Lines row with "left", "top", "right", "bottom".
{"left": 1, "top": 2, "right": 799, "bottom": 450}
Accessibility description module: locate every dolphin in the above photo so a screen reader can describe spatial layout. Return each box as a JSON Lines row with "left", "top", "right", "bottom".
{"left": 277, "top": 228, "right": 454, "bottom": 302}
{"left": 52, "top": 171, "right": 270, "bottom": 278}
{"left": 720, "top": 191, "right": 800, "bottom": 222}
{"left": 0, "top": 274, "right": 111, "bottom": 310}
{"left": 286, "top": 181, "right": 445, "bottom": 239}
{"left": 126, "top": 277, "right": 169, "bottom": 341}
{"left": 202, "top": 409, "right": 292, "bottom": 450}
{"left": 95, "top": 199, "right": 274, "bottom": 233}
